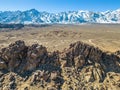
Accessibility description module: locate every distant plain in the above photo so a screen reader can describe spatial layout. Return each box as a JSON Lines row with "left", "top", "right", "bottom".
{"left": 0, "top": 24, "right": 120, "bottom": 52}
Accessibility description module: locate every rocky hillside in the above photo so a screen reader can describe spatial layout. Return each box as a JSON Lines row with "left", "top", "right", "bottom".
{"left": 0, "top": 40, "right": 120, "bottom": 90}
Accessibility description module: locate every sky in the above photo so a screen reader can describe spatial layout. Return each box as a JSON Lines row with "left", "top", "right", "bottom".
{"left": 0, "top": 0, "right": 120, "bottom": 13}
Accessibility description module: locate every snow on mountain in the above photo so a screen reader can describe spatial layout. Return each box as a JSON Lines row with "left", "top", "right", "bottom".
{"left": 0, "top": 9, "right": 120, "bottom": 24}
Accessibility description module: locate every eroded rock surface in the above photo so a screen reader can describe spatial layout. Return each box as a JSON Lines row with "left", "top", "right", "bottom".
{"left": 0, "top": 40, "right": 120, "bottom": 90}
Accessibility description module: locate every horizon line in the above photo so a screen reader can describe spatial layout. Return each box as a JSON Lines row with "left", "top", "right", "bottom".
{"left": 0, "top": 8, "right": 120, "bottom": 13}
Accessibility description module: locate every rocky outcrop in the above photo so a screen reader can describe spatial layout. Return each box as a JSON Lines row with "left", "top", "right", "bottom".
{"left": 61, "top": 41, "right": 120, "bottom": 72}
{"left": 0, "top": 41, "right": 48, "bottom": 73}
{"left": 0, "top": 40, "right": 62, "bottom": 73}
{"left": 24, "top": 44, "right": 48, "bottom": 71}
{"left": 0, "top": 40, "right": 120, "bottom": 90}
{"left": 0, "top": 40, "right": 27, "bottom": 72}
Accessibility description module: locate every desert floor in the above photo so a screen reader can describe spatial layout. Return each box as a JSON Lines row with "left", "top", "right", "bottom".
{"left": 0, "top": 24, "right": 120, "bottom": 52}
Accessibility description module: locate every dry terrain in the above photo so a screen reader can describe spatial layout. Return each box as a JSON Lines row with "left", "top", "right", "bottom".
{"left": 0, "top": 24, "right": 120, "bottom": 52}
{"left": 0, "top": 24, "right": 120, "bottom": 90}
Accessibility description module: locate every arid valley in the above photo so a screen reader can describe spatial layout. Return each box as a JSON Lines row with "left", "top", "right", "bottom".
{"left": 0, "top": 24, "right": 120, "bottom": 90}
{"left": 0, "top": 24, "right": 120, "bottom": 52}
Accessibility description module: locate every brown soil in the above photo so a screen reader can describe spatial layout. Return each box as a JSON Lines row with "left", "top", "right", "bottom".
{"left": 0, "top": 24, "right": 120, "bottom": 52}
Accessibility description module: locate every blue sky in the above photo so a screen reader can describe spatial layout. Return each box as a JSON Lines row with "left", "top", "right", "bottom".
{"left": 0, "top": 0, "right": 120, "bottom": 13}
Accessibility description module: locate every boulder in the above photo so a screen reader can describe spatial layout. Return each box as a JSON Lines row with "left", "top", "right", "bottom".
{"left": 0, "top": 40, "right": 27, "bottom": 71}
{"left": 24, "top": 44, "right": 47, "bottom": 71}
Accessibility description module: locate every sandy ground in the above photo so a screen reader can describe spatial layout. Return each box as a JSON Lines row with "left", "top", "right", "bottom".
{"left": 0, "top": 24, "right": 120, "bottom": 52}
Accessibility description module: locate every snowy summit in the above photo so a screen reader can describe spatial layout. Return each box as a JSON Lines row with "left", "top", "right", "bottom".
{"left": 0, "top": 9, "right": 120, "bottom": 24}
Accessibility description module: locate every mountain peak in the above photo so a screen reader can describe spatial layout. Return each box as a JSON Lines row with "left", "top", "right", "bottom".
{"left": 0, "top": 8, "right": 120, "bottom": 24}
{"left": 116, "top": 8, "right": 120, "bottom": 12}
{"left": 29, "top": 9, "right": 39, "bottom": 12}
{"left": 26, "top": 9, "right": 39, "bottom": 13}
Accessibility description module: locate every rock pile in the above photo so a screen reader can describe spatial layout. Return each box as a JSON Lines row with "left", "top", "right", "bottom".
{"left": 0, "top": 40, "right": 48, "bottom": 73}
{"left": 0, "top": 40, "right": 119, "bottom": 90}
{"left": 24, "top": 44, "right": 48, "bottom": 71}
{"left": 0, "top": 40, "right": 27, "bottom": 71}
{"left": 61, "top": 41, "right": 120, "bottom": 72}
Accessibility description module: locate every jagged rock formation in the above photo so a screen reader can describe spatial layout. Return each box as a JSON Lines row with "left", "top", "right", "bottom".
{"left": 0, "top": 40, "right": 120, "bottom": 90}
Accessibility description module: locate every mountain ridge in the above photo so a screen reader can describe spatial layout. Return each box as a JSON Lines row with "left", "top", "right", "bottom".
{"left": 0, "top": 8, "right": 120, "bottom": 24}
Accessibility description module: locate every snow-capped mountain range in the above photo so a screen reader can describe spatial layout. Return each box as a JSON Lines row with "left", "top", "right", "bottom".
{"left": 0, "top": 9, "right": 120, "bottom": 24}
